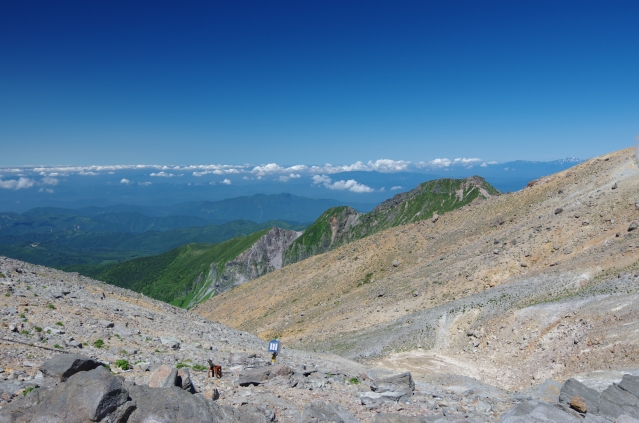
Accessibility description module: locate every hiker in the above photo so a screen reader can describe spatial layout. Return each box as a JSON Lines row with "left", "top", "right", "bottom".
{"left": 207, "top": 359, "right": 222, "bottom": 378}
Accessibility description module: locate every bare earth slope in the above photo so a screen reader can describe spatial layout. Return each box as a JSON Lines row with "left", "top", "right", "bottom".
{"left": 196, "top": 147, "right": 639, "bottom": 391}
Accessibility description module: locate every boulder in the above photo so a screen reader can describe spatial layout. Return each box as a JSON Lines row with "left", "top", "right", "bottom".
{"left": 301, "top": 400, "right": 359, "bottom": 423}
{"left": 559, "top": 378, "right": 600, "bottom": 414}
{"left": 629, "top": 222, "right": 638, "bottom": 232}
{"left": 359, "top": 391, "right": 407, "bottom": 405}
{"left": 498, "top": 400, "right": 581, "bottom": 423}
{"left": 177, "top": 367, "right": 195, "bottom": 393}
{"left": 202, "top": 385, "right": 220, "bottom": 401}
{"left": 39, "top": 353, "right": 101, "bottom": 382}
{"left": 238, "top": 364, "right": 293, "bottom": 387}
{"left": 149, "top": 364, "right": 178, "bottom": 388}
{"left": 618, "top": 374, "right": 639, "bottom": 398}
{"left": 599, "top": 384, "right": 639, "bottom": 419}
{"left": 124, "top": 384, "right": 232, "bottom": 423}
{"left": 370, "top": 372, "right": 415, "bottom": 395}
{"left": 569, "top": 395, "right": 588, "bottom": 413}
{"left": 6, "top": 366, "right": 129, "bottom": 423}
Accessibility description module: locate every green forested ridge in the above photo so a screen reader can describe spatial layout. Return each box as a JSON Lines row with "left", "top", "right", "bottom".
{"left": 284, "top": 176, "right": 499, "bottom": 265}
{"left": 94, "top": 229, "right": 271, "bottom": 307}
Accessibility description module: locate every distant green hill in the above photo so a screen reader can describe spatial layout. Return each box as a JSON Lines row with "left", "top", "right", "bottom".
{"left": 284, "top": 176, "right": 499, "bottom": 265}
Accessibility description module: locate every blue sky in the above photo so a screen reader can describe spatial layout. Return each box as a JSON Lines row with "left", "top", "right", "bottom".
{"left": 1, "top": 0, "right": 638, "bottom": 166}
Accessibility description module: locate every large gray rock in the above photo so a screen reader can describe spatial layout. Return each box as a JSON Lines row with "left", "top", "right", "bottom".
{"left": 238, "top": 364, "right": 293, "bottom": 387}
{"left": 126, "top": 384, "right": 233, "bottom": 423}
{"left": 38, "top": 353, "right": 101, "bottom": 382}
{"left": 599, "top": 384, "right": 639, "bottom": 419}
{"left": 149, "top": 364, "right": 178, "bottom": 388}
{"left": 619, "top": 374, "right": 639, "bottom": 398}
{"left": 359, "top": 391, "right": 407, "bottom": 405}
{"left": 371, "top": 372, "right": 415, "bottom": 395}
{"left": 301, "top": 400, "right": 359, "bottom": 423}
{"left": 1, "top": 366, "right": 129, "bottom": 423}
{"left": 498, "top": 400, "right": 581, "bottom": 423}
{"left": 559, "top": 378, "right": 600, "bottom": 414}
{"left": 177, "top": 367, "right": 195, "bottom": 393}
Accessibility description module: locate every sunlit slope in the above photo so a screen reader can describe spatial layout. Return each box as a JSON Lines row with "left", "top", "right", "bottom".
{"left": 195, "top": 148, "right": 639, "bottom": 361}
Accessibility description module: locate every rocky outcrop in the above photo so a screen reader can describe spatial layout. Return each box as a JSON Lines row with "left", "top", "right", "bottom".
{"left": 187, "top": 227, "right": 300, "bottom": 307}
{"left": 217, "top": 227, "right": 301, "bottom": 289}
{"left": 283, "top": 206, "right": 361, "bottom": 266}
{"left": 0, "top": 355, "right": 267, "bottom": 423}
{"left": 500, "top": 375, "right": 639, "bottom": 422}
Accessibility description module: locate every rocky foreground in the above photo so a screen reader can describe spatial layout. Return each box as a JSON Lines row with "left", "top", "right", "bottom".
{"left": 3, "top": 255, "right": 639, "bottom": 422}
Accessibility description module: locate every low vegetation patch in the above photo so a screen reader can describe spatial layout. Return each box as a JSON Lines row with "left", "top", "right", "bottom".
{"left": 115, "top": 359, "right": 130, "bottom": 370}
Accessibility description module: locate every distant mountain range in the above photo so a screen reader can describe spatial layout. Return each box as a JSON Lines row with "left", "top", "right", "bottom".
{"left": 14, "top": 193, "right": 371, "bottom": 224}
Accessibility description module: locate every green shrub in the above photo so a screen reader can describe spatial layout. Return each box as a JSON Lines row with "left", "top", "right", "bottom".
{"left": 54, "top": 344, "right": 63, "bottom": 349}
{"left": 20, "top": 330, "right": 29, "bottom": 335}
{"left": 192, "top": 364, "right": 207, "bottom": 372}
{"left": 47, "top": 304, "right": 55, "bottom": 309}
{"left": 176, "top": 362, "right": 191, "bottom": 369}
{"left": 93, "top": 339, "right": 104, "bottom": 348}
{"left": 55, "top": 321, "right": 63, "bottom": 326}
{"left": 22, "top": 386, "right": 35, "bottom": 396}
{"left": 349, "top": 377, "right": 360, "bottom": 385}
{"left": 19, "top": 314, "right": 25, "bottom": 318}
{"left": 34, "top": 326, "right": 42, "bottom": 332}
{"left": 115, "top": 359, "right": 130, "bottom": 370}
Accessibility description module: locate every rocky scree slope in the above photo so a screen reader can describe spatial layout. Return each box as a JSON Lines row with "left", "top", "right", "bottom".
{"left": 0, "top": 256, "right": 534, "bottom": 423}
{"left": 96, "top": 227, "right": 300, "bottom": 308}
{"left": 197, "top": 147, "right": 639, "bottom": 392}
{"left": 283, "top": 176, "right": 499, "bottom": 265}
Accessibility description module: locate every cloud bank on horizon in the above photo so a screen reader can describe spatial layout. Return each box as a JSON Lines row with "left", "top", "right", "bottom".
{"left": 0, "top": 155, "right": 582, "bottom": 192}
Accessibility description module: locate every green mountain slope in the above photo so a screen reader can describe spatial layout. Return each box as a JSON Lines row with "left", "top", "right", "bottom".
{"left": 93, "top": 226, "right": 302, "bottom": 308}
{"left": 284, "top": 176, "right": 499, "bottom": 265}
{"left": 96, "top": 229, "right": 270, "bottom": 307}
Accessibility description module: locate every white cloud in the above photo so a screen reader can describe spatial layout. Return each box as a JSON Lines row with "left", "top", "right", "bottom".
{"left": 312, "top": 174, "right": 374, "bottom": 193}
{"left": 39, "top": 187, "right": 55, "bottom": 193}
{"left": 0, "top": 177, "right": 35, "bottom": 190}
{"left": 42, "top": 176, "right": 59, "bottom": 186}
{"left": 138, "top": 182, "right": 152, "bottom": 186}
{"left": 120, "top": 178, "right": 132, "bottom": 185}
{"left": 391, "top": 186, "right": 403, "bottom": 191}
{"left": 429, "top": 158, "right": 452, "bottom": 168}
{"left": 278, "top": 173, "right": 302, "bottom": 182}
{"left": 150, "top": 172, "right": 174, "bottom": 177}
{"left": 368, "top": 159, "right": 410, "bottom": 172}
{"left": 222, "top": 178, "right": 231, "bottom": 185}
